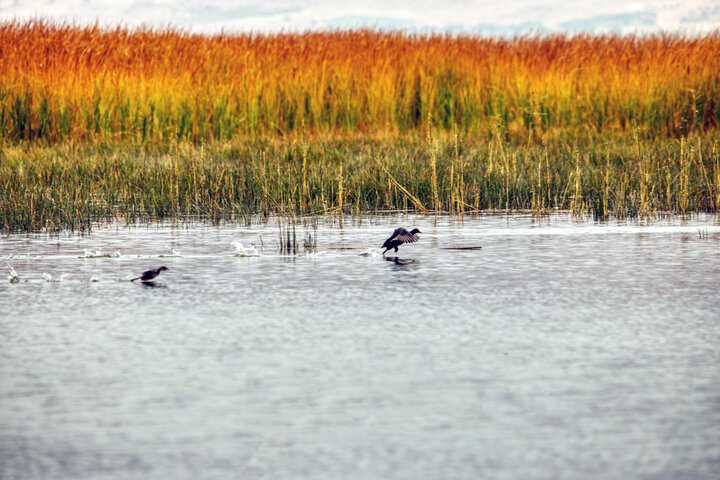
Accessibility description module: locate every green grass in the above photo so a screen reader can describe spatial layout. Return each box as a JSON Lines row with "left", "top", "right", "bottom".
{"left": 1, "top": 131, "right": 719, "bottom": 232}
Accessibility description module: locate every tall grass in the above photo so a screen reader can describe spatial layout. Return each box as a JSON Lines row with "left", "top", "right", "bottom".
{"left": 2, "top": 133, "right": 718, "bottom": 232}
{"left": 1, "top": 21, "right": 719, "bottom": 143}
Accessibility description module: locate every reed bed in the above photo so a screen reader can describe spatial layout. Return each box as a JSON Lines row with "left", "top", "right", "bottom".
{"left": 1, "top": 21, "right": 719, "bottom": 143}
{"left": 2, "top": 22, "right": 719, "bottom": 231}
{"left": 2, "top": 133, "right": 719, "bottom": 232}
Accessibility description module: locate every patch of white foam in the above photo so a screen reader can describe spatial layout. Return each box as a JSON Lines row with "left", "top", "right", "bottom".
{"left": 42, "top": 272, "right": 66, "bottom": 282}
{"left": 232, "top": 242, "right": 261, "bottom": 257}
{"left": 1, "top": 254, "right": 33, "bottom": 260}
{"left": 304, "top": 250, "right": 331, "bottom": 257}
{"left": 160, "top": 246, "right": 182, "bottom": 257}
{"left": 358, "top": 247, "right": 383, "bottom": 258}
{"left": 81, "top": 248, "right": 121, "bottom": 258}
{"left": 6, "top": 264, "right": 19, "bottom": 283}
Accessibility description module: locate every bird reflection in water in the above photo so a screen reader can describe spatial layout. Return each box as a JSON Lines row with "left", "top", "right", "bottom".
{"left": 384, "top": 256, "right": 419, "bottom": 268}
{"left": 140, "top": 280, "right": 167, "bottom": 289}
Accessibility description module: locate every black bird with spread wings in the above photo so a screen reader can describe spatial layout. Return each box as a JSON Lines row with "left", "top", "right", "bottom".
{"left": 381, "top": 228, "right": 421, "bottom": 255}
{"left": 131, "top": 266, "right": 168, "bottom": 282}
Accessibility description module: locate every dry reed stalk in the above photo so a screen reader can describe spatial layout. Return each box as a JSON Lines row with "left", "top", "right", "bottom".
{"left": 373, "top": 157, "right": 428, "bottom": 213}
{"left": 426, "top": 113, "right": 440, "bottom": 211}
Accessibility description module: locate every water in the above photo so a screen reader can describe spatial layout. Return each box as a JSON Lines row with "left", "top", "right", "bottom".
{"left": 1, "top": 213, "right": 719, "bottom": 480}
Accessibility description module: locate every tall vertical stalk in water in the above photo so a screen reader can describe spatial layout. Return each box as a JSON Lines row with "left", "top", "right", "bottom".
{"left": 337, "top": 160, "right": 344, "bottom": 213}
{"left": 427, "top": 114, "right": 440, "bottom": 212}
{"left": 635, "top": 125, "right": 650, "bottom": 215}
{"left": 571, "top": 151, "right": 583, "bottom": 213}
{"left": 679, "top": 137, "right": 690, "bottom": 212}
{"left": 713, "top": 141, "right": 720, "bottom": 210}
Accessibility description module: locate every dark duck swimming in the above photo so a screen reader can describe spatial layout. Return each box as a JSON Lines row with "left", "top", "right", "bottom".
{"left": 382, "top": 228, "right": 421, "bottom": 255}
{"left": 132, "top": 266, "right": 168, "bottom": 282}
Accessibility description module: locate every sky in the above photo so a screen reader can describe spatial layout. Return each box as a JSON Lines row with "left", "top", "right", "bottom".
{"left": 1, "top": 0, "right": 719, "bottom": 34}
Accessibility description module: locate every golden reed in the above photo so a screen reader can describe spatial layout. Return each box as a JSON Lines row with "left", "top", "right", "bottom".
{"left": 1, "top": 20, "right": 719, "bottom": 143}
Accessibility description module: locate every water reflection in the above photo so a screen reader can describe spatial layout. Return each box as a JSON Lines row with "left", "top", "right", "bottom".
{"left": 384, "top": 256, "right": 420, "bottom": 269}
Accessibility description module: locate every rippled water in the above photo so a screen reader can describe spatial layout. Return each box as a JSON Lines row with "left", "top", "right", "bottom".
{"left": 1, "top": 214, "right": 719, "bottom": 480}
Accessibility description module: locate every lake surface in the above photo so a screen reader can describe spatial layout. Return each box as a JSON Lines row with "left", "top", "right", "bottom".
{"left": 1, "top": 213, "right": 719, "bottom": 480}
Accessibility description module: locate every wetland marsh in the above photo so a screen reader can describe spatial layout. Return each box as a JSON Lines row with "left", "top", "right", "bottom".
{"left": 2, "top": 22, "right": 720, "bottom": 480}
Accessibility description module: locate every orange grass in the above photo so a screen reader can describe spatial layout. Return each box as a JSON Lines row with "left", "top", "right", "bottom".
{"left": 1, "top": 20, "right": 719, "bottom": 143}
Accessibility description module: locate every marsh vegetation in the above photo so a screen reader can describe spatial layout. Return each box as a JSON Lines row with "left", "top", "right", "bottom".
{"left": 1, "top": 22, "right": 719, "bottom": 231}
{"left": 2, "top": 132, "right": 718, "bottom": 232}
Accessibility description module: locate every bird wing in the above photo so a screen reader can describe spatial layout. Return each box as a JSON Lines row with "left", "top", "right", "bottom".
{"left": 390, "top": 228, "right": 419, "bottom": 244}
{"left": 394, "top": 231, "right": 419, "bottom": 243}
{"left": 383, "top": 228, "right": 420, "bottom": 248}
